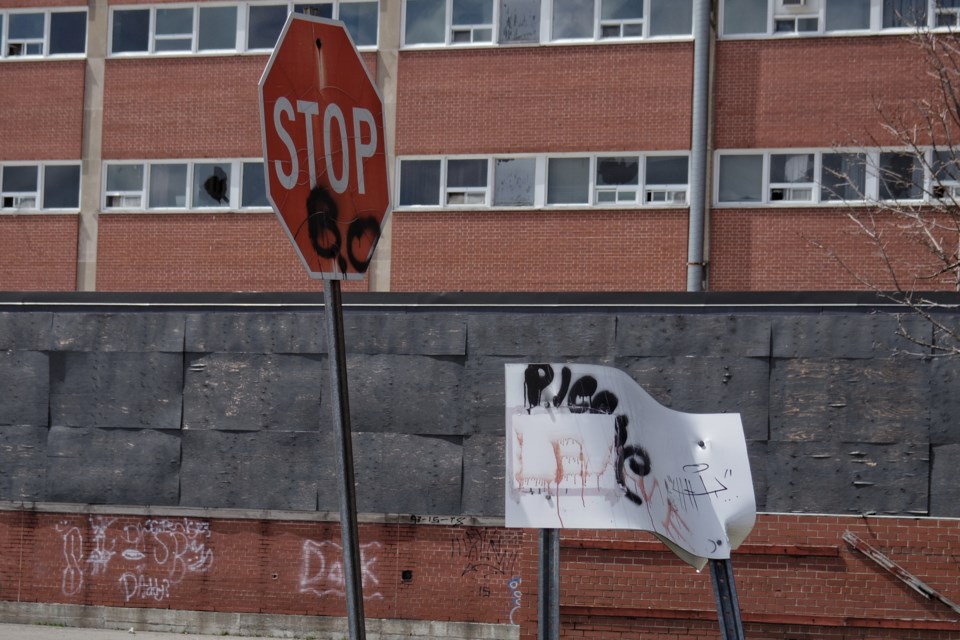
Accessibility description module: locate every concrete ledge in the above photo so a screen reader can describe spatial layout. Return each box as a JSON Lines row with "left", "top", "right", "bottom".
{"left": 0, "top": 602, "right": 519, "bottom": 640}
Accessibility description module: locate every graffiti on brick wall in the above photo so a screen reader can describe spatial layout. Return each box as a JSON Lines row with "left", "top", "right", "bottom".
{"left": 55, "top": 516, "right": 214, "bottom": 602}
{"left": 298, "top": 539, "right": 383, "bottom": 600}
{"left": 507, "top": 576, "right": 522, "bottom": 624}
{"left": 451, "top": 529, "right": 519, "bottom": 579}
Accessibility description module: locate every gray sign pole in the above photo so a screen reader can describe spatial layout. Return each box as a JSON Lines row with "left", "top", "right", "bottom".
{"left": 323, "top": 279, "right": 366, "bottom": 640}
{"left": 709, "top": 558, "right": 745, "bottom": 640}
{"left": 538, "top": 528, "right": 560, "bottom": 640}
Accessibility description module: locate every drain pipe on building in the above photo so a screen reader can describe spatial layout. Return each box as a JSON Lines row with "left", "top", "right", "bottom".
{"left": 686, "top": 0, "right": 712, "bottom": 293}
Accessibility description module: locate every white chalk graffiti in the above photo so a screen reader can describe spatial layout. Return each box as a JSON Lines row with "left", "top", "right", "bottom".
{"left": 55, "top": 516, "right": 214, "bottom": 602}
{"left": 299, "top": 540, "right": 383, "bottom": 600}
{"left": 507, "top": 576, "right": 522, "bottom": 625}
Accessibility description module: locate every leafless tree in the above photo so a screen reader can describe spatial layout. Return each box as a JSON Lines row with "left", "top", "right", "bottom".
{"left": 816, "top": 25, "right": 960, "bottom": 356}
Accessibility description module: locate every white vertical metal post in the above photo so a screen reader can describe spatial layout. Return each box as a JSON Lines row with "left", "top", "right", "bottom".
{"left": 323, "top": 279, "right": 366, "bottom": 640}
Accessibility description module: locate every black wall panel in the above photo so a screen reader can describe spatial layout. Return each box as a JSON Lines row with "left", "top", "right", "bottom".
{"left": 0, "top": 303, "right": 955, "bottom": 518}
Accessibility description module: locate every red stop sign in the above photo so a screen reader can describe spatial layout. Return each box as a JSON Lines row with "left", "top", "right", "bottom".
{"left": 258, "top": 14, "right": 390, "bottom": 280}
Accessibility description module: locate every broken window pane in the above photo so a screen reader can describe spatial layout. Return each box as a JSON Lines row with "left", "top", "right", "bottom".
{"left": 406, "top": 0, "right": 445, "bottom": 44}
{"left": 499, "top": 0, "right": 540, "bottom": 43}
{"left": 149, "top": 163, "right": 188, "bottom": 208}
{"left": 43, "top": 165, "right": 81, "bottom": 209}
{"left": 50, "top": 12, "right": 87, "bottom": 55}
{"left": 399, "top": 160, "right": 441, "bottom": 206}
{"left": 339, "top": 2, "right": 379, "bottom": 46}
{"left": 199, "top": 6, "right": 237, "bottom": 51}
{"left": 547, "top": 157, "right": 589, "bottom": 204}
{"left": 493, "top": 158, "right": 536, "bottom": 206}
{"left": 552, "top": 0, "right": 593, "bottom": 39}
{"left": 194, "top": 163, "right": 232, "bottom": 207}
{"left": 112, "top": 9, "right": 150, "bottom": 53}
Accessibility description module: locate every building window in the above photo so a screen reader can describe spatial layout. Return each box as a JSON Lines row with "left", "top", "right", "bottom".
{"left": 713, "top": 148, "right": 960, "bottom": 206}
{"left": 403, "top": 0, "right": 691, "bottom": 47}
{"left": 398, "top": 153, "right": 689, "bottom": 209}
{"left": 404, "top": 0, "right": 495, "bottom": 45}
{"left": 0, "top": 163, "right": 81, "bottom": 212}
{"left": 878, "top": 152, "right": 923, "bottom": 200}
{"left": 722, "top": 1, "right": 960, "bottom": 37}
{"left": 0, "top": 9, "right": 86, "bottom": 58}
{"left": 109, "top": 2, "right": 378, "bottom": 55}
{"left": 103, "top": 160, "right": 269, "bottom": 211}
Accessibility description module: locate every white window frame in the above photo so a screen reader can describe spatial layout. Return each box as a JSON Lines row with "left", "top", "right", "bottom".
{"left": 402, "top": 0, "right": 497, "bottom": 47}
{"left": 396, "top": 152, "right": 690, "bottom": 210}
{"left": 108, "top": 1, "right": 379, "bottom": 57}
{"left": 101, "top": 159, "right": 269, "bottom": 212}
{"left": 710, "top": 148, "right": 960, "bottom": 207}
{"left": 0, "top": 162, "right": 82, "bottom": 213}
{"left": 720, "top": 0, "right": 960, "bottom": 39}
{"left": 1, "top": 8, "right": 88, "bottom": 59}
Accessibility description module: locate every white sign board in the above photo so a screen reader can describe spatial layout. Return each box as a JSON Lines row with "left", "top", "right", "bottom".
{"left": 505, "top": 363, "right": 756, "bottom": 569}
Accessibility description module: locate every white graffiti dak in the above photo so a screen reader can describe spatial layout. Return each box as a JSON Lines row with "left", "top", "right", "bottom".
{"left": 504, "top": 363, "right": 756, "bottom": 569}
{"left": 299, "top": 540, "right": 383, "bottom": 600}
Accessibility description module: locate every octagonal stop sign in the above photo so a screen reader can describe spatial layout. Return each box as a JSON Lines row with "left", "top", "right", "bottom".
{"left": 258, "top": 14, "right": 390, "bottom": 280}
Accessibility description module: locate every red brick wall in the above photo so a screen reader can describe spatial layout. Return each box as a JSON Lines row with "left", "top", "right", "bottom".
{"left": 389, "top": 210, "right": 688, "bottom": 292}
{"left": 709, "top": 208, "right": 959, "bottom": 291}
{"left": 0, "top": 61, "right": 85, "bottom": 161}
{"left": 0, "top": 1, "right": 83, "bottom": 8}
{"left": 714, "top": 36, "right": 934, "bottom": 149}
{"left": 396, "top": 44, "right": 693, "bottom": 155}
{"left": 0, "top": 215, "right": 78, "bottom": 291}
{"left": 2, "top": 511, "right": 958, "bottom": 639}
{"left": 95, "top": 213, "right": 368, "bottom": 292}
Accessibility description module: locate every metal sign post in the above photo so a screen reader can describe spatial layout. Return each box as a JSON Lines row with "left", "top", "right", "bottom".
{"left": 323, "top": 279, "right": 366, "bottom": 640}
{"left": 710, "top": 558, "right": 745, "bottom": 640}
{"left": 538, "top": 529, "right": 560, "bottom": 640}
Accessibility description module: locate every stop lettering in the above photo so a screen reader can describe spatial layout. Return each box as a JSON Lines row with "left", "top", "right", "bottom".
{"left": 258, "top": 14, "right": 390, "bottom": 280}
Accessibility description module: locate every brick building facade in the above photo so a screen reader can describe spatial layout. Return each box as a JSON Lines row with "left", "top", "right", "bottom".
{"left": 2, "top": 0, "right": 955, "bottom": 293}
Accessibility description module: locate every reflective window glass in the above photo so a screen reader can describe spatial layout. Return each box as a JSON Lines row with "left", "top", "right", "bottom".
{"left": 547, "top": 157, "right": 589, "bottom": 204}
{"left": 883, "top": 0, "right": 927, "bottom": 27}
{"left": 820, "top": 153, "right": 866, "bottom": 201}
{"left": 723, "top": 0, "right": 767, "bottom": 35}
{"left": 399, "top": 160, "right": 441, "bottom": 205}
{"left": 646, "top": 156, "right": 688, "bottom": 184}
{"left": 50, "top": 12, "right": 87, "bottom": 55}
{"left": 9, "top": 13, "right": 43, "bottom": 39}
{"left": 650, "top": 0, "right": 692, "bottom": 36}
{"left": 879, "top": 152, "right": 923, "bottom": 200}
{"left": 295, "top": 3, "right": 334, "bottom": 17}
{"left": 149, "top": 163, "right": 188, "bottom": 208}
{"left": 718, "top": 155, "right": 763, "bottom": 202}
{"left": 770, "top": 154, "right": 814, "bottom": 183}
{"left": 340, "top": 1, "right": 379, "bottom": 46}
{"left": 248, "top": 4, "right": 288, "bottom": 49}
{"left": 2, "top": 165, "right": 38, "bottom": 192}
{"left": 112, "top": 9, "right": 150, "bottom": 53}
{"left": 242, "top": 162, "right": 269, "bottom": 208}
{"left": 406, "top": 0, "right": 445, "bottom": 44}
{"left": 493, "top": 158, "right": 536, "bottom": 206}
{"left": 106, "top": 164, "right": 144, "bottom": 192}
{"left": 199, "top": 6, "right": 237, "bottom": 51}
{"left": 825, "top": 0, "right": 871, "bottom": 30}
{"left": 155, "top": 7, "right": 193, "bottom": 52}
{"left": 194, "top": 163, "right": 232, "bottom": 207}
{"left": 43, "top": 165, "right": 81, "bottom": 209}
{"left": 552, "top": 0, "right": 594, "bottom": 39}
